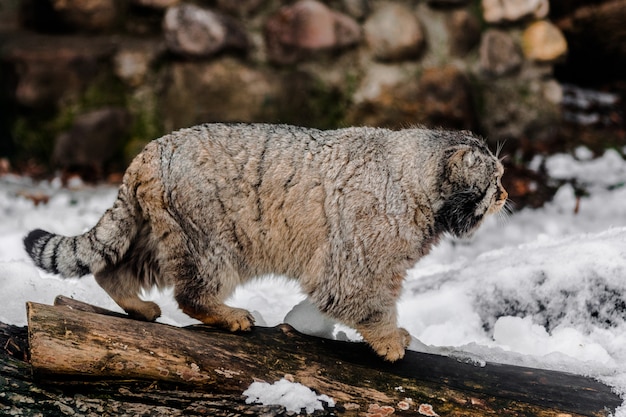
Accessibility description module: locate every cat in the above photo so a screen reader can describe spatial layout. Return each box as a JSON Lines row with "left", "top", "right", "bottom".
{"left": 24, "top": 123, "right": 507, "bottom": 362}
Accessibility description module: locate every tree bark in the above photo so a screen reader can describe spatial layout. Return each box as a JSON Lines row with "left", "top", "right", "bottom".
{"left": 4, "top": 296, "right": 621, "bottom": 416}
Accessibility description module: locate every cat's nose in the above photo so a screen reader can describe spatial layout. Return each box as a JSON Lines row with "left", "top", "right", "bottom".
{"left": 499, "top": 188, "right": 508, "bottom": 201}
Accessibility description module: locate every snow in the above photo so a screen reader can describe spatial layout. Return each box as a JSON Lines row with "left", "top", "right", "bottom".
{"left": 243, "top": 378, "right": 335, "bottom": 414}
{"left": 546, "top": 147, "right": 626, "bottom": 188}
{"left": 1, "top": 148, "right": 626, "bottom": 414}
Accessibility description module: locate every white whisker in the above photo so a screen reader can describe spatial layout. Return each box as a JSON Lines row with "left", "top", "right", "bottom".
{"left": 497, "top": 210, "right": 510, "bottom": 225}
{"left": 493, "top": 200, "right": 512, "bottom": 225}
{"left": 503, "top": 199, "right": 515, "bottom": 215}
{"left": 495, "top": 140, "right": 507, "bottom": 159}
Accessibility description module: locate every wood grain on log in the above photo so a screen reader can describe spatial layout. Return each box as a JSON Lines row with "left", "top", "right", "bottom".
{"left": 23, "top": 296, "right": 621, "bottom": 416}
{"left": 0, "top": 320, "right": 286, "bottom": 416}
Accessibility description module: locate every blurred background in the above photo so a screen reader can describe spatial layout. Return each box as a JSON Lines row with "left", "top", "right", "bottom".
{"left": 0, "top": 0, "right": 624, "bottom": 209}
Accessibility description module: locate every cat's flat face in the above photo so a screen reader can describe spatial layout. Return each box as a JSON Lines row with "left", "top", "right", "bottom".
{"left": 486, "top": 158, "right": 507, "bottom": 215}
{"left": 436, "top": 144, "right": 507, "bottom": 238}
{"left": 463, "top": 147, "right": 507, "bottom": 215}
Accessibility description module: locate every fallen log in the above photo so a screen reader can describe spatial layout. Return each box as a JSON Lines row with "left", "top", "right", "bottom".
{"left": 0, "top": 320, "right": 286, "bottom": 416}
{"left": 22, "top": 296, "right": 621, "bottom": 416}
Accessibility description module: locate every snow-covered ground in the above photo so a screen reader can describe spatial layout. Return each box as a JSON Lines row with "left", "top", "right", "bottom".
{"left": 1, "top": 147, "right": 626, "bottom": 415}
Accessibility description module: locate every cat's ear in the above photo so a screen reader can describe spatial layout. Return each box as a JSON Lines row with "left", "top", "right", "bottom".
{"left": 462, "top": 150, "right": 476, "bottom": 167}
{"left": 447, "top": 146, "right": 477, "bottom": 168}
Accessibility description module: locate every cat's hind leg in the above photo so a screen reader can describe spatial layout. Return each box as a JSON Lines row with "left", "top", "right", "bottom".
{"left": 139, "top": 202, "right": 254, "bottom": 331}
{"left": 173, "top": 271, "right": 255, "bottom": 332}
{"left": 163, "top": 248, "right": 254, "bottom": 332}
{"left": 94, "top": 222, "right": 165, "bottom": 321}
{"left": 178, "top": 294, "right": 255, "bottom": 332}
{"left": 95, "top": 267, "right": 161, "bottom": 321}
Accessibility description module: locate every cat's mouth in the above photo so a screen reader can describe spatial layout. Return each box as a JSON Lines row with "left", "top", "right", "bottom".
{"left": 488, "top": 187, "right": 508, "bottom": 214}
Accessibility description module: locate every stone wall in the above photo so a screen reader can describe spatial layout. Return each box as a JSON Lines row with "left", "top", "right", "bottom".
{"left": 0, "top": 0, "right": 568, "bottom": 174}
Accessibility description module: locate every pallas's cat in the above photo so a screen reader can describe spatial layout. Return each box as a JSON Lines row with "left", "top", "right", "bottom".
{"left": 24, "top": 123, "right": 507, "bottom": 361}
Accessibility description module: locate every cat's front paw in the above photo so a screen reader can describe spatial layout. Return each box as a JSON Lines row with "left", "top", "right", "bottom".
{"left": 367, "top": 327, "right": 411, "bottom": 362}
{"left": 222, "top": 307, "right": 255, "bottom": 332}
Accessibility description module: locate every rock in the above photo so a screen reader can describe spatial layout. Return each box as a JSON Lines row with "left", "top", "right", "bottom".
{"left": 2, "top": 34, "right": 115, "bottom": 108}
{"left": 274, "top": 70, "right": 350, "bottom": 128}
{"left": 264, "top": 0, "right": 361, "bottom": 65}
{"left": 416, "top": 66, "right": 476, "bottom": 130}
{"left": 113, "top": 39, "right": 165, "bottom": 87}
{"left": 482, "top": 0, "right": 548, "bottom": 24}
{"left": 351, "top": 64, "right": 407, "bottom": 106}
{"left": 348, "top": 65, "right": 476, "bottom": 130}
{"left": 163, "top": 3, "right": 248, "bottom": 58}
{"left": 53, "top": 108, "right": 132, "bottom": 172}
{"left": 161, "top": 59, "right": 280, "bottom": 130}
{"left": 542, "top": 79, "right": 563, "bottom": 105}
{"left": 59, "top": 0, "right": 120, "bottom": 30}
{"left": 215, "top": 0, "right": 264, "bottom": 16}
{"left": 478, "top": 77, "right": 561, "bottom": 145}
{"left": 522, "top": 20, "right": 567, "bottom": 62}
{"left": 339, "top": 0, "right": 370, "bottom": 20}
{"left": 363, "top": 3, "right": 425, "bottom": 61}
{"left": 347, "top": 64, "right": 418, "bottom": 128}
{"left": 161, "top": 59, "right": 347, "bottom": 130}
{"left": 447, "top": 9, "right": 481, "bottom": 56}
{"left": 132, "top": 0, "right": 179, "bottom": 8}
{"left": 479, "top": 29, "right": 523, "bottom": 77}
{"left": 114, "top": 51, "right": 150, "bottom": 87}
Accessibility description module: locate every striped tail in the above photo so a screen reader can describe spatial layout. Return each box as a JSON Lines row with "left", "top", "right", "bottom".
{"left": 23, "top": 185, "right": 140, "bottom": 278}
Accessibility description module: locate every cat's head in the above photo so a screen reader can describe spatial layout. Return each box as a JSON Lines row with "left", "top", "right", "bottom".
{"left": 435, "top": 141, "right": 507, "bottom": 238}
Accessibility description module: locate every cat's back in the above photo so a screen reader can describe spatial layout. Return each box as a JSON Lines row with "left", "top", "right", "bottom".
{"left": 149, "top": 123, "right": 389, "bottom": 183}
{"left": 134, "top": 123, "right": 400, "bottom": 274}
{"left": 129, "top": 124, "right": 458, "bottom": 210}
